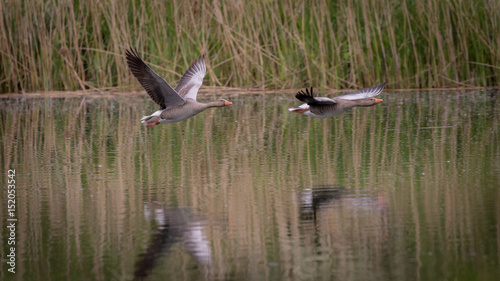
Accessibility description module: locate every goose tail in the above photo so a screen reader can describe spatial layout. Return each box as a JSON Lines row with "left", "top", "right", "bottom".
{"left": 288, "top": 103, "right": 309, "bottom": 113}
{"left": 141, "top": 110, "right": 162, "bottom": 123}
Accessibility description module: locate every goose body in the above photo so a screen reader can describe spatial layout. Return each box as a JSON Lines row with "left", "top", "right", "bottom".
{"left": 289, "top": 82, "right": 386, "bottom": 118}
{"left": 126, "top": 48, "right": 232, "bottom": 127}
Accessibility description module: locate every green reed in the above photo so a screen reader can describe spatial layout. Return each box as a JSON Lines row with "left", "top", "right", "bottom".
{"left": 1, "top": 0, "right": 499, "bottom": 94}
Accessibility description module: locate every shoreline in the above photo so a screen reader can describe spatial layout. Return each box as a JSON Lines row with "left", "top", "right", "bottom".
{"left": 0, "top": 86, "right": 497, "bottom": 99}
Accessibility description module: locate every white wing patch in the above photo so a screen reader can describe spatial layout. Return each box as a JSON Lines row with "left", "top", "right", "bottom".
{"left": 336, "top": 82, "right": 386, "bottom": 101}
{"left": 175, "top": 56, "right": 207, "bottom": 101}
{"left": 314, "top": 97, "right": 336, "bottom": 103}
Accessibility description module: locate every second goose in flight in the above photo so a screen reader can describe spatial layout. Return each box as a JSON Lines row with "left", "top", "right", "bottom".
{"left": 126, "top": 48, "right": 232, "bottom": 127}
{"left": 289, "top": 82, "right": 386, "bottom": 118}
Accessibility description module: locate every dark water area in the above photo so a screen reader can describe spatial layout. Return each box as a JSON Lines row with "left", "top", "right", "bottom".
{"left": 0, "top": 90, "right": 499, "bottom": 281}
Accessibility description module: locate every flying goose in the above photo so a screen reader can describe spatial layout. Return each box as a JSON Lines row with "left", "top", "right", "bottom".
{"left": 125, "top": 48, "right": 232, "bottom": 127}
{"left": 289, "top": 82, "right": 386, "bottom": 118}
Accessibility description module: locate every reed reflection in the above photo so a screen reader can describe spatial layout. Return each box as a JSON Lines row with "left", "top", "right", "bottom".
{"left": 0, "top": 91, "right": 499, "bottom": 281}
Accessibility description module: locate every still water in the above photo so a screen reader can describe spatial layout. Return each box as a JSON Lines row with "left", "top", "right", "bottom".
{"left": 0, "top": 91, "right": 499, "bottom": 281}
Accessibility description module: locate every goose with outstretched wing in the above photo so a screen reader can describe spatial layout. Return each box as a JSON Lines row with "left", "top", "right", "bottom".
{"left": 126, "top": 48, "right": 232, "bottom": 127}
{"left": 289, "top": 82, "right": 386, "bottom": 118}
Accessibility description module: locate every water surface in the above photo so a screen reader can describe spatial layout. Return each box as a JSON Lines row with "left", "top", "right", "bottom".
{"left": 0, "top": 91, "right": 499, "bottom": 281}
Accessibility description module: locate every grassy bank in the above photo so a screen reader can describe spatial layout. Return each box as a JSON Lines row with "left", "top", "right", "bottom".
{"left": 1, "top": 0, "right": 499, "bottom": 93}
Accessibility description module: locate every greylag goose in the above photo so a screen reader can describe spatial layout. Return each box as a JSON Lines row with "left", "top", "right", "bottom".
{"left": 289, "top": 82, "right": 386, "bottom": 118}
{"left": 126, "top": 48, "right": 232, "bottom": 127}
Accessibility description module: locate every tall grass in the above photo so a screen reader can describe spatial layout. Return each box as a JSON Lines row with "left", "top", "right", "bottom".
{"left": 1, "top": 0, "right": 499, "bottom": 93}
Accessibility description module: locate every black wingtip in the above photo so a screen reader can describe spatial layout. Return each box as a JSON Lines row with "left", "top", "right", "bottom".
{"left": 125, "top": 47, "right": 140, "bottom": 59}
{"left": 125, "top": 47, "right": 145, "bottom": 77}
{"left": 363, "top": 81, "right": 387, "bottom": 95}
{"left": 125, "top": 47, "right": 143, "bottom": 68}
{"left": 376, "top": 81, "right": 387, "bottom": 90}
{"left": 302, "top": 87, "right": 314, "bottom": 96}
{"left": 295, "top": 86, "right": 314, "bottom": 102}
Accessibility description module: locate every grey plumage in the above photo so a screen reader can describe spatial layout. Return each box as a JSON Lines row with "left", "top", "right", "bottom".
{"left": 126, "top": 48, "right": 231, "bottom": 126}
{"left": 289, "top": 82, "right": 387, "bottom": 118}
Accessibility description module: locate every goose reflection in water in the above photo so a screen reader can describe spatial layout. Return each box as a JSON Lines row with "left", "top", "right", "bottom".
{"left": 299, "top": 185, "right": 387, "bottom": 222}
{"left": 134, "top": 204, "right": 211, "bottom": 280}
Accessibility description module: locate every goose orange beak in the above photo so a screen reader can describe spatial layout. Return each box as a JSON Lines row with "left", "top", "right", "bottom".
{"left": 224, "top": 100, "right": 233, "bottom": 106}
{"left": 374, "top": 98, "right": 383, "bottom": 103}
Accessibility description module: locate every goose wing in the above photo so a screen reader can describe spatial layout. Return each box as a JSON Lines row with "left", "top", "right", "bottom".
{"left": 295, "top": 87, "right": 336, "bottom": 105}
{"left": 126, "top": 48, "right": 186, "bottom": 109}
{"left": 174, "top": 55, "right": 206, "bottom": 101}
{"left": 335, "top": 82, "right": 387, "bottom": 101}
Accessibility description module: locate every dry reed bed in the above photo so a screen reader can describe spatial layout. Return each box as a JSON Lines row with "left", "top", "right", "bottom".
{"left": 1, "top": 0, "right": 499, "bottom": 94}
